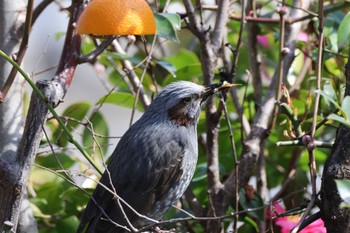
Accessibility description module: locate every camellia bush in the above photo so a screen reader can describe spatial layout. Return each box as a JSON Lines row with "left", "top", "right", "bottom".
{"left": 1, "top": 0, "right": 350, "bottom": 232}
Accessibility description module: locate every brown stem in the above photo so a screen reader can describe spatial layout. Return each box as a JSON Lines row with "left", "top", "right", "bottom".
{"left": 0, "top": 0, "right": 33, "bottom": 102}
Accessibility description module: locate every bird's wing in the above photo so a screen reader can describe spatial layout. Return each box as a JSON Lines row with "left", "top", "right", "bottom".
{"left": 78, "top": 123, "right": 192, "bottom": 232}
{"left": 108, "top": 126, "right": 187, "bottom": 216}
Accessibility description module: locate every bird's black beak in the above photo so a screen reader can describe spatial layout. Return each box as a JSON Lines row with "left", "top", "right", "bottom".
{"left": 201, "top": 81, "right": 240, "bottom": 103}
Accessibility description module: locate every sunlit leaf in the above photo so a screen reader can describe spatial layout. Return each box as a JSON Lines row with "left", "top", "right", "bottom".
{"left": 154, "top": 13, "right": 180, "bottom": 43}
{"left": 325, "top": 57, "right": 342, "bottom": 76}
{"left": 327, "top": 113, "right": 350, "bottom": 128}
{"left": 164, "top": 49, "right": 200, "bottom": 70}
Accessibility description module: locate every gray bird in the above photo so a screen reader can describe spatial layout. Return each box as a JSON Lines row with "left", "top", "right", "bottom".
{"left": 77, "top": 81, "right": 236, "bottom": 233}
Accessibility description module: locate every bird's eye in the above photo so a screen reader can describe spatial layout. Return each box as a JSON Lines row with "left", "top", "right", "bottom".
{"left": 182, "top": 97, "right": 191, "bottom": 104}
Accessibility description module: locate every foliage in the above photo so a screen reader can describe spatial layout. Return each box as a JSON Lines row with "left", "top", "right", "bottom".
{"left": 9, "top": 0, "right": 349, "bottom": 232}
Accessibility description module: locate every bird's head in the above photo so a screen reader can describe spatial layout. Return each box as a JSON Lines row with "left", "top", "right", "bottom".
{"left": 145, "top": 81, "right": 238, "bottom": 127}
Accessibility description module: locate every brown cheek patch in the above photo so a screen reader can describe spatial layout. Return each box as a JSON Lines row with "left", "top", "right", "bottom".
{"left": 168, "top": 103, "right": 194, "bottom": 127}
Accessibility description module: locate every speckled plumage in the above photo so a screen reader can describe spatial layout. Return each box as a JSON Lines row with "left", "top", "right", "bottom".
{"left": 77, "top": 81, "right": 209, "bottom": 233}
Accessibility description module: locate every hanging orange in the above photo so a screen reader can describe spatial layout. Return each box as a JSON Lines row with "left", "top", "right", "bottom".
{"left": 76, "top": 0, "right": 156, "bottom": 36}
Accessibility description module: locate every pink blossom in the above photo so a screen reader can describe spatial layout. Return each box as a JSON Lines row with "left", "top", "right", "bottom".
{"left": 297, "top": 32, "right": 309, "bottom": 43}
{"left": 275, "top": 215, "right": 326, "bottom": 233}
{"left": 257, "top": 35, "right": 269, "bottom": 48}
{"left": 267, "top": 203, "right": 326, "bottom": 233}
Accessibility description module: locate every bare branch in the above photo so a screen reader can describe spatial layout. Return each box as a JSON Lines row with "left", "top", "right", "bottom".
{"left": 211, "top": 0, "right": 230, "bottom": 53}
{"left": 110, "top": 40, "right": 151, "bottom": 110}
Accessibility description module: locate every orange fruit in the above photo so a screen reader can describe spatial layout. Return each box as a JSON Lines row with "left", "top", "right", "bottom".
{"left": 77, "top": 0, "right": 156, "bottom": 36}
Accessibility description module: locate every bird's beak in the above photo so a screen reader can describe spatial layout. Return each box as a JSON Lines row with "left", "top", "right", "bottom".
{"left": 201, "top": 81, "right": 240, "bottom": 102}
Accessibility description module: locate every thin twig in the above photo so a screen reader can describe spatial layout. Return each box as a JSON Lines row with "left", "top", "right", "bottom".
{"left": 128, "top": 37, "right": 155, "bottom": 126}
{"left": 292, "top": 2, "right": 324, "bottom": 231}
{"left": 78, "top": 36, "right": 117, "bottom": 64}
{"left": 219, "top": 93, "right": 239, "bottom": 233}
{"left": 270, "top": 2, "right": 287, "bottom": 131}
{"left": 110, "top": 39, "right": 151, "bottom": 114}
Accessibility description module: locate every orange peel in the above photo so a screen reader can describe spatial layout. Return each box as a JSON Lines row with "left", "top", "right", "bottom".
{"left": 77, "top": 0, "right": 156, "bottom": 36}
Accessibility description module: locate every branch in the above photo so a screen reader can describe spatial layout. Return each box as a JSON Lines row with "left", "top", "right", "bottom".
{"left": 222, "top": 0, "right": 312, "bottom": 208}
{"left": 245, "top": 2, "right": 262, "bottom": 107}
{"left": 0, "top": 0, "right": 33, "bottom": 102}
{"left": 211, "top": 0, "right": 229, "bottom": 53}
{"left": 32, "top": 0, "right": 54, "bottom": 25}
{"left": 78, "top": 36, "right": 116, "bottom": 63}
{"left": 110, "top": 40, "right": 150, "bottom": 110}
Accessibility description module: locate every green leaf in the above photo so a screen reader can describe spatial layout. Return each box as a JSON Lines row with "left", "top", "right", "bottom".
{"left": 319, "top": 90, "right": 344, "bottom": 115}
{"left": 165, "top": 49, "right": 200, "bottom": 69}
{"left": 238, "top": 219, "right": 258, "bottom": 233}
{"left": 327, "top": 113, "right": 350, "bottom": 127}
{"left": 324, "top": 17, "right": 335, "bottom": 38}
{"left": 154, "top": 13, "right": 180, "bottom": 43}
{"left": 55, "top": 32, "right": 66, "bottom": 41}
{"left": 335, "top": 179, "right": 350, "bottom": 204}
{"left": 83, "top": 112, "right": 109, "bottom": 158}
{"left": 341, "top": 96, "right": 350, "bottom": 121}
{"left": 36, "top": 153, "right": 76, "bottom": 169}
{"left": 33, "top": 180, "right": 67, "bottom": 215}
{"left": 326, "top": 96, "right": 350, "bottom": 127}
{"left": 328, "top": 31, "right": 338, "bottom": 52}
{"left": 163, "top": 63, "right": 202, "bottom": 85}
{"left": 52, "top": 102, "right": 91, "bottom": 147}
{"left": 156, "top": 60, "right": 177, "bottom": 77}
{"left": 56, "top": 216, "right": 79, "bottom": 233}
{"left": 325, "top": 57, "right": 342, "bottom": 76}
{"left": 97, "top": 92, "right": 144, "bottom": 111}
{"left": 81, "top": 37, "right": 96, "bottom": 55}
{"left": 238, "top": 188, "right": 265, "bottom": 221}
{"left": 338, "top": 13, "right": 350, "bottom": 51}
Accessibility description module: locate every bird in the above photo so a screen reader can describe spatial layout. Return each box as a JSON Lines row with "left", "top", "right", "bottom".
{"left": 77, "top": 81, "right": 237, "bottom": 233}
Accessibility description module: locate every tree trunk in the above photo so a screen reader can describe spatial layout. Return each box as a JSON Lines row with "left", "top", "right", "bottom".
{"left": 0, "top": 1, "right": 37, "bottom": 232}
{"left": 320, "top": 52, "right": 350, "bottom": 232}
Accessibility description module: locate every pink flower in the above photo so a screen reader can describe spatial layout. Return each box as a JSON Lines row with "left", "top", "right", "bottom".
{"left": 297, "top": 32, "right": 309, "bottom": 43}
{"left": 257, "top": 35, "right": 269, "bottom": 48}
{"left": 268, "top": 203, "right": 326, "bottom": 233}
{"left": 275, "top": 215, "right": 326, "bottom": 233}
